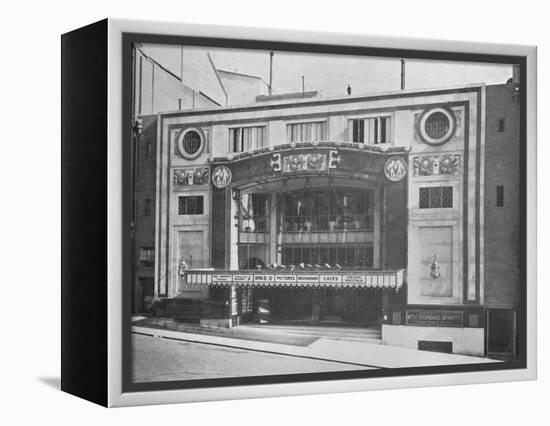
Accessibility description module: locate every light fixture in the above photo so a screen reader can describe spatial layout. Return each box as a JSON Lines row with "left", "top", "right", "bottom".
{"left": 132, "top": 118, "right": 143, "bottom": 136}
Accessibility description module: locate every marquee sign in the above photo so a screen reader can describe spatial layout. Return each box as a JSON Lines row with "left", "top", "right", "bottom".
{"left": 184, "top": 269, "right": 405, "bottom": 289}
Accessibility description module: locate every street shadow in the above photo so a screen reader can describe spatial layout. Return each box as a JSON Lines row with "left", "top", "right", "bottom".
{"left": 38, "top": 376, "right": 61, "bottom": 389}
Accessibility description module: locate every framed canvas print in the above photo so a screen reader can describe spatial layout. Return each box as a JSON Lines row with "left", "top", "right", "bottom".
{"left": 61, "top": 19, "right": 537, "bottom": 407}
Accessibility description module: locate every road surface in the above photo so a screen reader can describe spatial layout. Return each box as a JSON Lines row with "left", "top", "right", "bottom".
{"left": 132, "top": 333, "right": 371, "bottom": 383}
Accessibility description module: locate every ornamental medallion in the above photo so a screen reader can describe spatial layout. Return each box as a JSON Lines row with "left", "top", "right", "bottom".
{"left": 212, "top": 165, "right": 232, "bottom": 188}
{"left": 384, "top": 156, "right": 407, "bottom": 182}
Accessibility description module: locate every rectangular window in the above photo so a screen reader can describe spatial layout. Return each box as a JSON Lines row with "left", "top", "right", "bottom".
{"left": 178, "top": 196, "right": 204, "bottom": 215}
{"left": 239, "top": 193, "right": 269, "bottom": 232}
{"left": 350, "top": 116, "right": 391, "bottom": 144}
{"left": 139, "top": 247, "right": 155, "bottom": 267}
{"left": 352, "top": 119, "right": 364, "bottom": 143}
{"left": 281, "top": 189, "right": 374, "bottom": 232}
{"left": 419, "top": 187, "right": 453, "bottom": 209}
{"left": 498, "top": 117, "right": 506, "bottom": 133}
{"left": 281, "top": 244, "right": 374, "bottom": 269}
{"left": 143, "top": 198, "right": 152, "bottom": 216}
{"left": 496, "top": 185, "right": 504, "bottom": 207}
{"left": 286, "top": 121, "right": 327, "bottom": 143}
{"left": 230, "top": 126, "right": 267, "bottom": 152}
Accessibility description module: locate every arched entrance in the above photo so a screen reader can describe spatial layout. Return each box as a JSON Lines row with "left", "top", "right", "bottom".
{"left": 234, "top": 177, "right": 383, "bottom": 326}
{"left": 200, "top": 144, "right": 408, "bottom": 327}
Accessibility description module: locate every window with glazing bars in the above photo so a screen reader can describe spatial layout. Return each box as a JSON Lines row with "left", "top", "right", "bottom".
{"left": 496, "top": 185, "right": 504, "bottom": 207}
{"left": 281, "top": 189, "right": 374, "bottom": 232}
{"left": 286, "top": 121, "right": 327, "bottom": 142}
{"left": 143, "top": 198, "right": 152, "bottom": 216}
{"left": 139, "top": 247, "right": 155, "bottom": 266}
{"left": 498, "top": 117, "right": 506, "bottom": 133}
{"left": 230, "top": 126, "right": 267, "bottom": 152}
{"left": 350, "top": 116, "right": 391, "bottom": 144}
{"left": 178, "top": 196, "right": 204, "bottom": 215}
{"left": 281, "top": 245, "right": 374, "bottom": 269}
{"left": 419, "top": 187, "right": 453, "bottom": 208}
{"left": 239, "top": 193, "right": 269, "bottom": 232}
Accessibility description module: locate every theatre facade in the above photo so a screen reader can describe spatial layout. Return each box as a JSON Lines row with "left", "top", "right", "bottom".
{"left": 143, "top": 84, "right": 518, "bottom": 358}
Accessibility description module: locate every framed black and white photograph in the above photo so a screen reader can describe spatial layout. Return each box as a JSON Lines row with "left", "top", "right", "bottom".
{"left": 61, "top": 18, "right": 537, "bottom": 407}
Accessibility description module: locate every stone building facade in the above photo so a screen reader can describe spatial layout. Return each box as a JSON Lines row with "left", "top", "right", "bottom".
{"left": 133, "top": 82, "right": 521, "bottom": 358}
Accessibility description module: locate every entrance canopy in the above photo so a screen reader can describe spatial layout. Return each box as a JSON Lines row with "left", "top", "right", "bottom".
{"left": 183, "top": 269, "right": 405, "bottom": 290}
{"left": 209, "top": 141, "right": 411, "bottom": 190}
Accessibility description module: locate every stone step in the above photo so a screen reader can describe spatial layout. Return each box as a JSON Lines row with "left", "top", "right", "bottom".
{"left": 251, "top": 325, "right": 380, "bottom": 333}
{"left": 243, "top": 325, "right": 382, "bottom": 341}
{"left": 328, "top": 338, "right": 382, "bottom": 345}
{"left": 253, "top": 324, "right": 381, "bottom": 331}
{"left": 277, "top": 330, "right": 381, "bottom": 339}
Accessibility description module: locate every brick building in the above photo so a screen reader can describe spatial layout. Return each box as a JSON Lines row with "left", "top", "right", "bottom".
{"left": 483, "top": 81, "right": 521, "bottom": 357}
{"left": 131, "top": 115, "right": 158, "bottom": 313}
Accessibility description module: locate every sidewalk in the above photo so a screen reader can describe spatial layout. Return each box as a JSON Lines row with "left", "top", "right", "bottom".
{"left": 132, "top": 320, "right": 498, "bottom": 369}
{"left": 132, "top": 317, "right": 319, "bottom": 346}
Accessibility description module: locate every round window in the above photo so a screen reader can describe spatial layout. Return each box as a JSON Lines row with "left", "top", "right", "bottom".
{"left": 419, "top": 108, "right": 456, "bottom": 145}
{"left": 177, "top": 128, "right": 205, "bottom": 159}
{"left": 425, "top": 111, "right": 450, "bottom": 139}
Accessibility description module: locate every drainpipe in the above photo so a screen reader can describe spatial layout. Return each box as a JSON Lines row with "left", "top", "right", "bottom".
{"left": 269, "top": 51, "right": 274, "bottom": 95}
{"left": 400, "top": 59, "right": 406, "bottom": 90}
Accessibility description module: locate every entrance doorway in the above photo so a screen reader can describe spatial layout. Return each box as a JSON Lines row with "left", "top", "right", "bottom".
{"left": 248, "top": 287, "right": 382, "bottom": 327}
{"left": 487, "top": 308, "right": 517, "bottom": 359}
